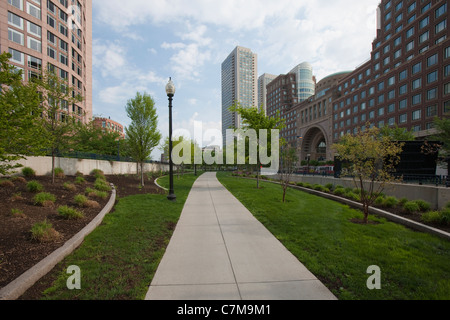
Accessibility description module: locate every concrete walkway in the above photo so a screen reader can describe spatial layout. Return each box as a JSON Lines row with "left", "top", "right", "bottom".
{"left": 145, "top": 172, "right": 336, "bottom": 300}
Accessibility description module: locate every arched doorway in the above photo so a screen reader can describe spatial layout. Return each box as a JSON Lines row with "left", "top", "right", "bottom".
{"left": 301, "top": 127, "right": 328, "bottom": 161}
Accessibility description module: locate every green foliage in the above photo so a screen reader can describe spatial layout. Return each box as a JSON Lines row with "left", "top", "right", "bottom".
{"left": 54, "top": 167, "right": 65, "bottom": 178}
{"left": 414, "top": 200, "right": 431, "bottom": 212}
{"left": 33, "top": 67, "right": 82, "bottom": 183}
{"left": 33, "top": 192, "right": 56, "bottom": 206}
{"left": 58, "top": 205, "right": 84, "bottom": 220}
{"left": 334, "top": 187, "right": 345, "bottom": 196}
{"left": 31, "top": 220, "right": 59, "bottom": 242}
{"left": 72, "top": 121, "right": 122, "bottom": 156}
{"left": 27, "top": 180, "right": 43, "bottom": 192}
{"left": 94, "top": 178, "right": 111, "bottom": 192}
{"left": 333, "top": 126, "right": 404, "bottom": 223}
{"left": 74, "top": 194, "right": 88, "bottom": 206}
{"left": 403, "top": 201, "right": 420, "bottom": 214}
{"left": 383, "top": 196, "right": 399, "bottom": 208}
{"left": 379, "top": 124, "right": 415, "bottom": 141}
{"left": 22, "top": 167, "right": 36, "bottom": 177}
{"left": 0, "top": 52, "right": 43, "bottom": 175}
{"left": 11, "top": 208, "right": 25, "bottom": 218}
{"left": 125, "top": 92, "right": 161, "bottom": 187}
{"left": 74, "top": 176, "right": 86, "bottom": 185}
{"left": 63, "top": 182, "right": 76, "bottom": 191}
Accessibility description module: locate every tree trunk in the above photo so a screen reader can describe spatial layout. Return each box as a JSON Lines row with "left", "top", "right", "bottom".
{"left": 363, "top": 203, "right": 369, "bottom": 224}
{"left": 140, "top": 162, "right": 145, "bottom": 187}
{"left": 51, "top": 148, "right": 55, "bottom": 184}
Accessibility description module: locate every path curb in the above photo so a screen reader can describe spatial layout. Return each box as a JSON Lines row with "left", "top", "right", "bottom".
{"left": 0, "top": 184, "right": 117, "bottom": 300}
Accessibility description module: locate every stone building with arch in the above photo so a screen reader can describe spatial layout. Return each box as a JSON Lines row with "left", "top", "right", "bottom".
{"left": 293, "top": 72, "right": 351, "bottom": 162}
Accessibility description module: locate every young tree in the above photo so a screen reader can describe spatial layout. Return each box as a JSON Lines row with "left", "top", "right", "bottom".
{"left": 333, "top": 125, "right": 404, "bottom": 224}
{"left": 34, "top": 66, "right": 82, "bottom": 183}
{"left": 0, "top": 52, "right": 43, "bottom": 175}
{"left": 125, "top": 92, "right": 161, "bottom": 187}
{"left": 73, "top": 121, "right": 122, "bottom": 156}
{"left": 279, "top": 145, "right": 298, "bottom": 203}
{"left": 230, "top": 103, "right": 285, "bottom": 188}
{"left": 430, "top": 115, "right": 450, "bottom": 175}
{"left": 379, "top": 124, "right": 415, "bottom": 141}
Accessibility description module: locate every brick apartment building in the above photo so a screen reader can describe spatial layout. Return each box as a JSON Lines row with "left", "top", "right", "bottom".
{"left": 1, "top": 0, "right": 93, "bottom": 122}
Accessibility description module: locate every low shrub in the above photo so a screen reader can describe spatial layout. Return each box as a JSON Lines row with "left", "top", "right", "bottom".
{"left": 441, "top": 209, "right": 450, "bottom": 225}
{"left": 325, "top": 183, "right": 334, "bottom": 190}
{"left": 0, "top": 179, "right": 14, "bottom": 188}
{"left": 334, "top": 187, "right": 345, "bottom": 196}
{"left": 31, "top": 220, "right": 60, "bottom": 242}
{"left": 398, "top": 198, "right": 409, "bottom": 207}
{"left": 27, "top": 180, "right": 43, "bottom": 193}
{"left": 63, "top": 182, "right": 77, "bottom": 192}
{"left": 375, "top": 196, "right": 385, "bottom": 206}
{"left": 91, "top": 169, "right": 105, "bottom": 180}
{"left": 74, "top": 176, "right": 86, "bottom": 185}
{"left": 74, "top": 194, "right": 88, "bottom": 207}
{"left": 313, "top": 184, "right": 325, "bottom": 192}
{"left": 33, "top": 192, "right": 56, "bottom": 206}
{"left": 296, "top": 182, "right": 304, "bottom": 187}
{"left": 94, "top": 178, "right": 111, "bottom": 192}
{"left": 421, "top": 211, "right": 443, "bottom": 225}
{"left": 75, "top": 171, "right": 84, "bottom": 177}
{"left": 383, "top": 196, "right": 399, "bottom": 208}
{"left": 345, "top": 191, "right": 360, "bottom": 202}
{"left": 414, "top": 200, "right": 431, "bottom": 212}
{"left": 403, "top": 201, "right": 420, "bottom": 214}
{"left": 21, "top": 167, "right": 36, "bottom": 177}
{"left": 11, "top": 208, "right": 25, "bottom": 218}
{"left": 11, "top": 176, "right": 27, "bottom": 183}
{"left": 54, "top": 167, "right": 65, "bottom": 178}
{"left": 58, "top": 205, "right": 84, "bottom": 220}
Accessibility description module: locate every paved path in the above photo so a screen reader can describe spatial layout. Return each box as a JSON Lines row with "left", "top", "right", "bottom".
{"left": 145, "top": 172, "right": 336, "bottom": 300}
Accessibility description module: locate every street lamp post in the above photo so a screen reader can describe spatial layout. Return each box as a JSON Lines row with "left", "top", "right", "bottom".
{"left": 166, "top": 78, "right": 176, "bottom": 201}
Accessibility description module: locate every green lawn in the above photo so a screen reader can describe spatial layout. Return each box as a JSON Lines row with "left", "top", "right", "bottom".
{"left": 38, "top": 174, "right": 198, "bottom": 300}
{"left": 216, "top": 172, "right": 450, "bottom": 300}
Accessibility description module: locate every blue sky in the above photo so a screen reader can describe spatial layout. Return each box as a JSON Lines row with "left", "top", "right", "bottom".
{"left": 91, "top": 0, "right": 381, "bottom": 159}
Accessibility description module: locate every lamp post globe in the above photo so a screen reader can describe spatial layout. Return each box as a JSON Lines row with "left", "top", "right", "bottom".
{"left": 166, "top": 78, "right": 176, "bottom": 201}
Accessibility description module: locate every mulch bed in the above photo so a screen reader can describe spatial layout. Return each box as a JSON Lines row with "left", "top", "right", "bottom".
{"left": 0, "top": 173, "right": 165, "bottom": 293}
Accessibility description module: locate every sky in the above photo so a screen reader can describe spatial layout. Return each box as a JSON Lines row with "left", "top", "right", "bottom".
{"left": 91, "top": 0, "right": 381, "bottom": 160}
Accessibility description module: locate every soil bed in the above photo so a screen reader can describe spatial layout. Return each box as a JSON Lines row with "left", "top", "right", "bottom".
{"left": 0, "top": 173, "right": 164, "bottom": 291}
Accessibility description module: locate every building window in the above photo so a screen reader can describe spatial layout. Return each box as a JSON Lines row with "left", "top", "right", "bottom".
{"left": 412, "top": 62, "right": 422, "bottom": 74}
{"left": 412, "top": 94, "right": 421, "bottom": 105}
{"left": 436, "top": 3, "right": 447, "bottom": 19}
{"left": 8, "top": 28, "right": 24, "bottom": 45}
{"left": 412, "top": 109, "right": 421, "bottom": 121}
{"left": 444, "top": 83, "right": 450, "bottom": 95}
{"left": 427, "top": 70, "right": 438, "bottom": 83}
{"left": 436, "top": 20, "right": 447, "bottom": 34}
{"left": 388, "top": 103, "right": 395, "bottom": 113}
{"left": 399, "top": 113, "right": 407, "bottom": 123}
{"left": 420, "top": 31, "right": 429, "bottom": 44}
{"left": 427, "top": 88, "right": 437, "bottom": 100}
{"left": 8, "top": 48, "right": 24, "bottom": 65}
{"left": 27, "top": 21, "right": 42, "bottom": 38}
{"left": 412, "top": 78, "right": 422, "bottom": 90}
{"left": 399, "top": 84, "right": 408, "bottom": 95}
{"left": 27, "top": 37, "right": 42, "bottom": 53}
{"left": 8, "top": 11, "right": 24, "bottom": 29}
{"left": 427, "top": 54, "right": 438, "bottom": 67}
{"left": 419, "top": 16, "right": 429, "bottom": 29}
{"left": 8, "top": 0, "right": 23, "bottom": 10}
{"left": 426, "top": 105, "right": 437, "bottom": 117}
{"left": 399, "top": 98, "right": 407, "bottom": 109}
{"left": 27, "top": 2, "right": 41, "bottom": 20}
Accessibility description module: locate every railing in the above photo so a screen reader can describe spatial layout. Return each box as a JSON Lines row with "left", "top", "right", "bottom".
{"left": 50, "top": 151, "right": 169, "bottom": 165}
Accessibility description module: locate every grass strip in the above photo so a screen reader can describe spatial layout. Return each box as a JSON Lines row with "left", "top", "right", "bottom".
{"left": 38, "top": 173, "right": 198, "bottom": 300}
{"left": 216, "top": 172, "right": 450, "bottom": 300}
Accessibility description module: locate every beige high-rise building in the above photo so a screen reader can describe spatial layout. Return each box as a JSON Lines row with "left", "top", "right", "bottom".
{"left": 1, "top": 0, "right": 92, "bottom": 122}
{"left": 221, "top": 46, "right": 258, "bottom": 146}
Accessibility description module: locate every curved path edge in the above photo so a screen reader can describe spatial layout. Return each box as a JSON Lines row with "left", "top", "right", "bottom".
{"left": 0, "top": 184, "right": 117, "bottom": 300}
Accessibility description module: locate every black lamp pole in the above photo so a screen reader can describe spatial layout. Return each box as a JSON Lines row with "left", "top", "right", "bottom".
{"left": 166, "top": 78, "right": 176, "bottom": 201}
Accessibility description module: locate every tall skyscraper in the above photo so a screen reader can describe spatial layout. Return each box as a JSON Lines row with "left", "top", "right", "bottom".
{"left": 1, "top": 0, "right": 93, "bottom": 122}
{"left": 258, "top": 73, "right": 277, "bottom": 114}
{"left": 221, "top": 46, "right": 258, "bottom": 146}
